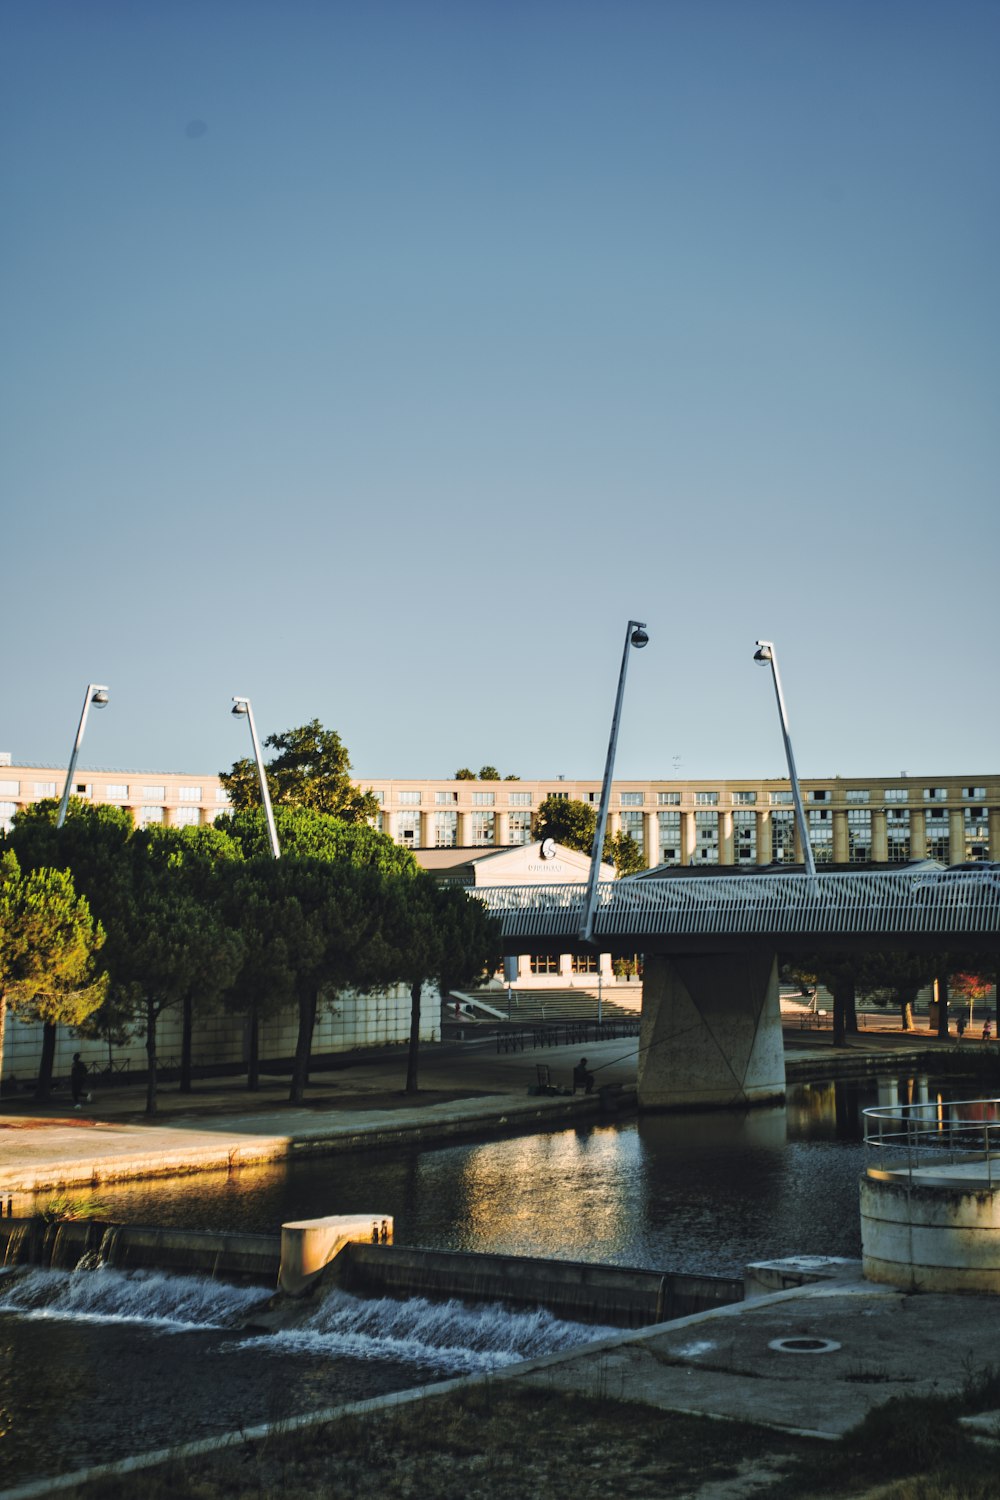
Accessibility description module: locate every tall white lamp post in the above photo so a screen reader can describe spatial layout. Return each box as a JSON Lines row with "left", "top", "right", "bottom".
{"left": 231, "top": 696, "right": 281, "bottom": 859}
{"left": 753, "top": 640, "right": 816, "bottom": 883}
{"left": 579, "top": 620, "right": 649, "bottom": 944}
{"left": 56, "top": 684, "right": 109, "bottom": 828}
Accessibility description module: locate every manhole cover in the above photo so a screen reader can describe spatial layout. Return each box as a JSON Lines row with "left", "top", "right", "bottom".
{"left": 768, "top": 1336, "right": 842, "bottom": 1355}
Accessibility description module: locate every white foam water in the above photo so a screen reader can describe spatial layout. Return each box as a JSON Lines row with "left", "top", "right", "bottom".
{"left": 0, "top": 1266, "right": 617, "bottom": 1372}
{"left": 241, "top": 1290, "right": 619, "bottom": 1374}
{"left": 0, "top": 1265, "right": 266, "bottom": 1330}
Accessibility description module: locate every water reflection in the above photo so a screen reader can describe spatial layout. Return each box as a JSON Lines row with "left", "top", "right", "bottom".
{"left": 19, "top": 1074, "right": 990, "bottom": 1278}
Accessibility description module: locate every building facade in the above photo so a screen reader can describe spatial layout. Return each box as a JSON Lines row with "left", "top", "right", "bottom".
{"left": 2, "top": 759, "right": 998, "bottom": 867}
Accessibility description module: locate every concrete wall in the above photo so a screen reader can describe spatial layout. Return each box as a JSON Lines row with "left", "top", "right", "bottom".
{"left": 1, "top": 982, "right": 440, "bottom": 1090}
{"left": 861, "top": 1173, "right": 1000, "bottom": 1294}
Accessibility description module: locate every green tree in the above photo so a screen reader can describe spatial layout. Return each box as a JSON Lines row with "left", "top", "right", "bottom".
{"left": 134, "top": 824, "right": 244, "bottom": 1092}
{"left": 454, "top": 768, "right": 476, "bottom": 780}
{"left": 236, "top": 858, "right": 404, "bottom": 1103}
{"left": 532, "top": 796, "right": 644, "bottom": 876}
{"left": 478, "top": 766, "right": 501, "bottom": 782}
{"left": 220, "top": 719, "right": 380, "bottom": 822}
{"left": 216, "top": 806, "right": 416, "bottom": 874}
{"left": 382, "top": 876, "right": 501, "bottom": 1094}
{"left": 0, "top": 851, "right": 107, "bottom": 1096}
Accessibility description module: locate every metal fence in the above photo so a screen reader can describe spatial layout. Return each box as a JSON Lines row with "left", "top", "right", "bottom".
{"left": 864, "top": 1096, "right": 1000, "bottom": 1186}
{"left": 472, "top": 867, "right": 1000, "bottom": 941}
{"left": 495, "top": 1019, "right": 641, "bottom": 1054}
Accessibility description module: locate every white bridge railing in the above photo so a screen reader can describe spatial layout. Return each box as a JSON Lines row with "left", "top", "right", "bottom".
{"left": 471, "top": 868, "right": 1000, "bottom": 941}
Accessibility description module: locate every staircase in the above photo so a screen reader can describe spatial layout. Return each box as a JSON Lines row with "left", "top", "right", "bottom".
{"left": 451, "top": 986, "right": 641, "bottom": 1024}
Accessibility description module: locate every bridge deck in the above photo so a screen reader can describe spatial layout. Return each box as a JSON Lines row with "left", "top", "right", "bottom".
{"left": 473, "top": 869, "right": 1000, "bottom": 953}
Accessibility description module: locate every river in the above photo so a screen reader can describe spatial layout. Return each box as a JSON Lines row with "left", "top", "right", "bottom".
{"left": 0, "top": 1070, "right": 953, "bottom": 1490}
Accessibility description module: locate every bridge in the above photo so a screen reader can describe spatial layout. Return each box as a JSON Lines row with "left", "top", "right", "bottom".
{"left": 472, "top": 868, "right": 1000, "bottom": 1112}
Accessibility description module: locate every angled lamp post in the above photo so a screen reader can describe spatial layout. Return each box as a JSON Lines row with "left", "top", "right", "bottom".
{"left": 231, "top": 696, "right": 280, "bottom": 859}
{"left": 579, "top": 619, "right": 649, "bottom": 944}
{"left": 752, "top": 640, "right": 816, "bottom": 884}
{"left": 56, "top": 684, "right": 109, "bottom": 828}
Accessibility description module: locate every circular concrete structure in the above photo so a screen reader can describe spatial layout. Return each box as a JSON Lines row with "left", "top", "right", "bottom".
{"left": 861, "top": 1169, "right": 1000, "bottom": 1295}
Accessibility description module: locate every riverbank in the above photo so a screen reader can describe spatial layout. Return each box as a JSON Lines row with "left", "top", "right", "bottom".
{"left": 1, "top": 1022, "right": 994, "bottom": 1200}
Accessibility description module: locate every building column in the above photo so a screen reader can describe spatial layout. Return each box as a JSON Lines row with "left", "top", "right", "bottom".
{"left": 495, "top": 811, "right": 510, "bottom": 847}
{"left": 719, "top": 810, "right": 733, "bottom": 866}
{"left": 871, "top": 810, "right": 888, "bottom": 863}
{"left": 990, "top": 808, "right": 1000, "bottom": 861}
{"left": 457, "top": 810, "right": 472, "bottom": 846}
{"left": 608, "top": 810, "right": 622, "bottom": 838}
{"left": 756, "top": 811, "right": 772, "bottom": 865}
{"left": 949, "top": 808, "right": 965, "bottom": 864}
{"left": 637, "top": 950, "right": 785, "bottom": 1109}
{"left": 419, "top": 811, "right": 433, "bottom": 848}
{"left": 832, "top": 810, "right": 849, "bottom": 864}
{"left": 909, "top": 808, "right": 927, "bottom": 861}
{"left": 644, "top": 812, "right": 659, "bottom": 868}
{"left": 681, "top": 811, "right": 696, "bottom": 866}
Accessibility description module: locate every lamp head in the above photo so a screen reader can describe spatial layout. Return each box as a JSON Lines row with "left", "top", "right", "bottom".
{"left": 91, "top": 687, "right": 109, "bottom": 708}
{"left": 231, "top": 698, "right": 249, "bottom": 718}
{"left": 630, "top": 625, "right": 649, "bottom": 649}
{"left": 753, "top": 641, "right": 773, "bottom": 665}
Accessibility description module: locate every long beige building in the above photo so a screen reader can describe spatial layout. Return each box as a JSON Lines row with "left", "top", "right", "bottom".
{"left": 2, "top": 757, "right": 998, "bottom": 866}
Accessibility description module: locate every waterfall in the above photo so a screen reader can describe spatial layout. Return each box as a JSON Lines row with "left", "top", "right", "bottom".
{"left": 2, "top": 1223, "right": 29, "bottom": 1267}
{"left": 0, "top": 1266, "right": 268, "bottom": 1329}
{"left": 0, "top": 1266, "right": 616, "bottom": 1373}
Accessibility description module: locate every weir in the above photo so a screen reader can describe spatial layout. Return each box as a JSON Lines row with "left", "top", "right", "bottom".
{"left": 0, "top": 1217, "right": 744, "bottom": 1328}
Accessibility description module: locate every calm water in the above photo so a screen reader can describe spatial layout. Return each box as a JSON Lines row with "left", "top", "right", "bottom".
{"left": 0, "top": 1072, "right": 955, "bottom": 1488}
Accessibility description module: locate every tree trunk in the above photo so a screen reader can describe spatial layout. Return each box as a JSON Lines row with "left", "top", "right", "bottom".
{"left": 246, "top": 1005, "right": 260, "bottom": 1091}
{"left": 180, "top": 994, "right": 193, "bottom": 1093}
{"left": 936, "top": 973, "right": 950, "bottom": 1039}
{"left": 35, "top": 1021, "right": 57, "bottom": 1100}
{"left": 405, "top": 980, "right": 422, "bottom": 1094}
{"left": 289, "top": 989, "right": 317, "bottom": 1104}
{"left": 900, "top": 1000, "right": 913, "bottom": 1032}
{"left": 145, "top": 1002, "right": 158, "bottom": 1116}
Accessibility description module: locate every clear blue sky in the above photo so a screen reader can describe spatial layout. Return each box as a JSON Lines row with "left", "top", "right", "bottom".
{"left": 3, "top": 0, "right": 997, "bottom": 783}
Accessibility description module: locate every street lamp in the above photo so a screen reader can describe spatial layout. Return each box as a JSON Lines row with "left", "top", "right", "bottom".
{"left": 56, "top": 684, "right": 110, "bottom": 828}
{"left": 753, "top": 640, "right": 816, "bottom": 883}
{"left": 231, "top": 696, "right": 280, "bottom": 859}
{"left": 579, "top": 620, "right": 649, "bottom": 944}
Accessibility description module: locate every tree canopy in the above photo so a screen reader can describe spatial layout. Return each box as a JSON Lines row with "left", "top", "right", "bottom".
{"left": 0, "top": 850, "right": 107, "bottom": 1085}
{"left": 220, "top": 719, "right": 380, "bottom": 822}
{"left": 532, "top": 795, "right": 644, "bottom": 876}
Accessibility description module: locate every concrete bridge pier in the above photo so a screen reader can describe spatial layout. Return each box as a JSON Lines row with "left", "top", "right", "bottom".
{"left": 637, "top": 950, "right": 786, "bottom": 1110}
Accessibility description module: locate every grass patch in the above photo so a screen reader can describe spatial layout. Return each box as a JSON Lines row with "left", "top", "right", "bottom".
{"left": 55, "top": 1385, "right": 815, "bottom": 1500}
{"left": 49, "top": 1365, "right": 1000, "bottom": 1500}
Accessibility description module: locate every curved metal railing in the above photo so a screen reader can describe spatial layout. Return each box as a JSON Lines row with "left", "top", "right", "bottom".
{"left": 864, "top": 1097, "right": 1000, "bottom": 1186}
{"left": 472, "top": 868, "right": 1000, "bottom": 941}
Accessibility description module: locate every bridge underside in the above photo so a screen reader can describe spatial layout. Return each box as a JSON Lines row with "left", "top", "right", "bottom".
{"left": 637, "top": 950, "right": 785, "bottom": 1112}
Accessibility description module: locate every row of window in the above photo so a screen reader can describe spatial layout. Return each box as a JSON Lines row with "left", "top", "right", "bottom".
{"left": 368, "top": 785, "right": 993, "bottom": 810}
{"left": 0, "top": 780, "right": 227, "bottom": 805}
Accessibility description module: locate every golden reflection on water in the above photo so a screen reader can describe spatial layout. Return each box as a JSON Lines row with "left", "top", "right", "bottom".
{"left": 455, "top": 1126, "right": 634, "bottom": 1260}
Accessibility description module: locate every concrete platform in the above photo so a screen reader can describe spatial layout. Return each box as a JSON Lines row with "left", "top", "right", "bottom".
{"left": 509, "top": 1262, "right": 1000, "bottom": 1440}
